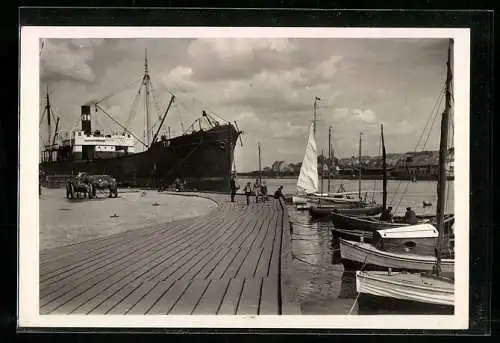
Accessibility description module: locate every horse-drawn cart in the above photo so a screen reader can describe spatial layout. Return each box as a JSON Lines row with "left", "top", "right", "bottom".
{"left": 66, "top": 172, "right": 118, "bottom": 199}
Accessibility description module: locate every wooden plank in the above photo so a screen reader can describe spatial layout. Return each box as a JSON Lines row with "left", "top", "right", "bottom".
{"left": 147, "top": 279, "right": 192, "bottom": 314}
{"left": 236, "top": 277, "right": 262, "bottom": 315}
{"left": 236, "top": 208, "right": 267, "bottom": 248}
{"left": 82, "top": 280, "right": 144, "bottom": 315}
{"left": 206, "top": 248, "right": 240, "bottom": 280}
{"left": 106, "top": 280, "right": 168, "bottom": 315}
{"left": 41, "top": 226, "right": 212, "bottom": 311}
{"left": 219, "top": 247, "right": 250, "bottom": 280}
{"left": 168, "top": 278, "right": 211, "bottom": 315}
{"left": 181, "top": 246, "right": 229, "bottom": 280}
{"left": 39, "top": 217, "right": 200, "bottom": 277}
{"left": 253, "top": 216, "right": 277, "bottom": 278}
{"left": 259, "top": 276, "right": 279, "bottom": 315}
{"left": 278, "top": 198, "right": 301, "bottom": 315}
{"left": 40, "top": 216, "right": 201, "bottom": 272}
{"left": 40, "top": 214, "right": 216, "bottom": 294}
{"left": 40, "top": 213, "right": 226, "bottom": 303}
{"left": 191, "top": 278, "right": 231, "bottom": 315}
{"left": 216, "top": 207, "right": 257, "bottom": 250}
{"left": 217, "top": 278, "right": 244, "bottom": 315}
{"left": 267, "top": 207, "right": 282, "bottom": 279}
{"left": 235, "top": 208, "right": 275, "bottom": 279}
{"left": 126, "top": 278, "right": 177, "bottom": 315}
{"left": 146, "top": 212, "right": 244, "bottom": 283}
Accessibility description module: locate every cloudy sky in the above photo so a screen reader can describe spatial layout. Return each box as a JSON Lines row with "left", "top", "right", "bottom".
{"left": 39, "top": 37, "right": 452, "bottom": 172}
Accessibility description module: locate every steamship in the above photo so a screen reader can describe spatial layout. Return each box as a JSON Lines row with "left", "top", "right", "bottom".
{"left": 39, "top": 51, "right": 241, "bottom": 192}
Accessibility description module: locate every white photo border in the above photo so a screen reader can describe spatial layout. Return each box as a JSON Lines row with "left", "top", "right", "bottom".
{"left": 19, "top": 26, "right": 470, "bottom": 330}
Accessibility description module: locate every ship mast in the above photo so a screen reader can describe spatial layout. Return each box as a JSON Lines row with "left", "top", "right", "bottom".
{"left": 434, "top": 38, "right": 453, "bottom": 276}
{"left": 143, "top": 49, "right": 151, "bottom": 147}
{"left": 358, "top": 132, "right": 362, "bottom": 200}
{"left": 313, "top": 97, "right": 320, "bottom": 135}
{"left": 45, "top": 85, "right": 52, "bottom": 147}
{"left": 328, "top": 126, "right": 332, "bottom": 193}
{"left": 381, "top": 124, "right": 387, "bottom": 211}
{"left": 258, "top": 142, "right": 262, "bottom": 183}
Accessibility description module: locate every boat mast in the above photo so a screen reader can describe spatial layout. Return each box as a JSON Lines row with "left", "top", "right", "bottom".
{"left": 313, "top": 97, "right": 320, "bottom": 135}
{"left": 358, "top": 132, "right": 362, "bottom": 200}
{"left": 143, "top": 48, "right": 151, "bottom": 147}
{"left": 434, "top": 39, "right": 453, "bottom": 276}
{"left": 381, "top": 123, "right": 387, "bottom": 211}
{"left": 321, "top": 149, "right": 325, "bottom": 194}
{"left": 45, "top": 85, "right": 52, "bottom": 148}
{"left": 328, "top": 126, "right": 332, "bottom": 193}
{"left": 258, "top": 142, "right": 262, "bottom": 183}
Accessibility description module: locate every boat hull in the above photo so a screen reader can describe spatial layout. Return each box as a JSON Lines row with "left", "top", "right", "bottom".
{"left": 40, "top": 124, "right": 239, "bottom": 193}
{"left": 340, "top": 239, "right": 454, "bottom": 274}
{"left": 330, "top": 212, "right": 454, "bottom": 233}
{"left": 356, "top": 271, "right": 454, "bottom": 314}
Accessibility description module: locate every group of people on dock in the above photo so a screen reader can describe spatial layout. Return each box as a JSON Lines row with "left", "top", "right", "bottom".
{"left": 230, "top": 173, "right": 285, "bottom": 205}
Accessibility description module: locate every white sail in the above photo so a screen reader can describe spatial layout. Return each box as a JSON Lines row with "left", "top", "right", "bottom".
{"left": 297, "top": 123, "right": 319, "bottom": 194}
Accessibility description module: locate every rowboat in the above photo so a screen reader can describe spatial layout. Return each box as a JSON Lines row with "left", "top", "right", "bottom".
{"left": 356, "top": 270, "right": 454, "bottom": 314}
{"left": 339, "top": 238, "right": 454, "bottom": 274}
{"left": 330, "top": 211, "right": 455, "bottom": 232}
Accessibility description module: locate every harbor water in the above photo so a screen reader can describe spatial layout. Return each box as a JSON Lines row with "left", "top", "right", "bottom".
{"left": 238, "top": 177, "right": 454, "bottom": 315}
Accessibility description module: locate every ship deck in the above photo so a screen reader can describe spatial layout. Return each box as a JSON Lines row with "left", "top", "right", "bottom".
{"left": 39, "top": 193, "right": 300, "bottom": 315}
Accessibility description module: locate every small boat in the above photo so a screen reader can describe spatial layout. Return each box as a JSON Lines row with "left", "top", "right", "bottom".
{"left": 310, "top": 204, "right": 383, "bottom": 217}
{"left": 356, "top": 270, "right": 454, "bottom": 314}
{"left": 330, "top": 211, "right": 455, "bottom": 232}
{"left": 332, "top": 228, "right": 374, "bottom": 243}
{"left": 339, "top": 238, "right": 454, "bottom": 274}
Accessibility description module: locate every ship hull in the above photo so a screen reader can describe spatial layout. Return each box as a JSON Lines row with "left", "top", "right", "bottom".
{"left": 40, "top": 124, "right": 239, "bottom": 193}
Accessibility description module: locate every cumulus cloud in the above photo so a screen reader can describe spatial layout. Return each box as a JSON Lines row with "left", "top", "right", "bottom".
{"left": 352, "top": 109, "right": 376, "bottom": 123}
{"left": 40, "top": 39, "right": 97, "bottom": 82}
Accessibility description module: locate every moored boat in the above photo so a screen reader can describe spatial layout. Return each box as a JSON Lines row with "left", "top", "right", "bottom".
{"left": 311, "top": 205, "right": 383, "bottom": 218}
{"left": 339, "top": 238, "right": 454, "bottom": 274}
{"left": 356, "top": 270, "right": 454, "bottom": 314}
{"left": 330, "top": 211, "right": 455, "bottom": 232}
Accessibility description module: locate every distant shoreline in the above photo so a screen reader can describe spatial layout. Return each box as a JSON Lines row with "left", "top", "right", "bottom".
{"left": 235, "top": 175, "right": 453, "bottom": 182}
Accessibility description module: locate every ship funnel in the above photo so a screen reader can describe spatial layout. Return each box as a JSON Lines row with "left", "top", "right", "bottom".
{"left": 81, "top": 105, "right": 91, "bottom": 135}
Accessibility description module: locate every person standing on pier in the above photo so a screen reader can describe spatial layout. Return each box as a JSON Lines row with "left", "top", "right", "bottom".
{"left": 273, "top": 185, "right": 285, "bottom": 199}
{"left": 243, "top": 182, "right": 252, "bottom": 205}
{"left": 261, "top": 181, "right": 268, "bottom": 201}
{"left": 253, "top": 178, "right": 261, "bottom": 203}
{"left": 229, "top": 173, "right": 238, "bottom": 202}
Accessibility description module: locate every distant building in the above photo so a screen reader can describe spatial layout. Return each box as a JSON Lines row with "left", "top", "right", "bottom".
{"left": 391, "top": 148, "right": 454, "bottom": 180}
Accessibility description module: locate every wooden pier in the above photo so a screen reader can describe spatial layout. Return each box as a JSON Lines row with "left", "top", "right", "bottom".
{"left": 39, "top": 193, "right": 300, "bottom": 315}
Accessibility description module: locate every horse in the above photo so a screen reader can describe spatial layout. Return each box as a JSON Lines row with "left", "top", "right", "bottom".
{"left": 66, "top": 174, "right": 93, "bottom": 199}
{"left": 88, "top": 175, "right": 118, "bottom": 198}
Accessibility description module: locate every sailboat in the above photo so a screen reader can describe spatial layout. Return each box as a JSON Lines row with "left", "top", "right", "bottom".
{"left": 354, "top": 39, "right": 455, "bottom": 313}
{"left": 310, "top": 129, "right": 384, "bottom": 217}
{"left": 292, "top": 98, "right": 362, "bottom": 209}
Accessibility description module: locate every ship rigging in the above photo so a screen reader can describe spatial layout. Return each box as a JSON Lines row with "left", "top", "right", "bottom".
{"left": 40, "top": 49, "right": 242, "bottom": 192}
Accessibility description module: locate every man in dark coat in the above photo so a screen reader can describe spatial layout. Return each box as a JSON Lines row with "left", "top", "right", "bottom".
{"left": 230, "top": 173, "right": 237, "bottom": 202}
{"left": 404, "top": 207, "right": 418, "bottom": 225}
{"left": 274, "top": 185, "right": 285, "bottom": 199}
{"left": 380, "top": 206, "right": 393, "bottom": 222}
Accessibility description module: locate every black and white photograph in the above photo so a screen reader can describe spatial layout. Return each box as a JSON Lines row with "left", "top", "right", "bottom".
{"left": 19, "top": 27, "right": 470, "bottom": 329}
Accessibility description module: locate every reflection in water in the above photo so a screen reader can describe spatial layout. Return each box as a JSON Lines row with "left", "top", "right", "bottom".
{"left": 238, "top": 178, "right": 454, "bottom": 315}
{"left": 338, "top": 270, "right": 357, "bottom": 299}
